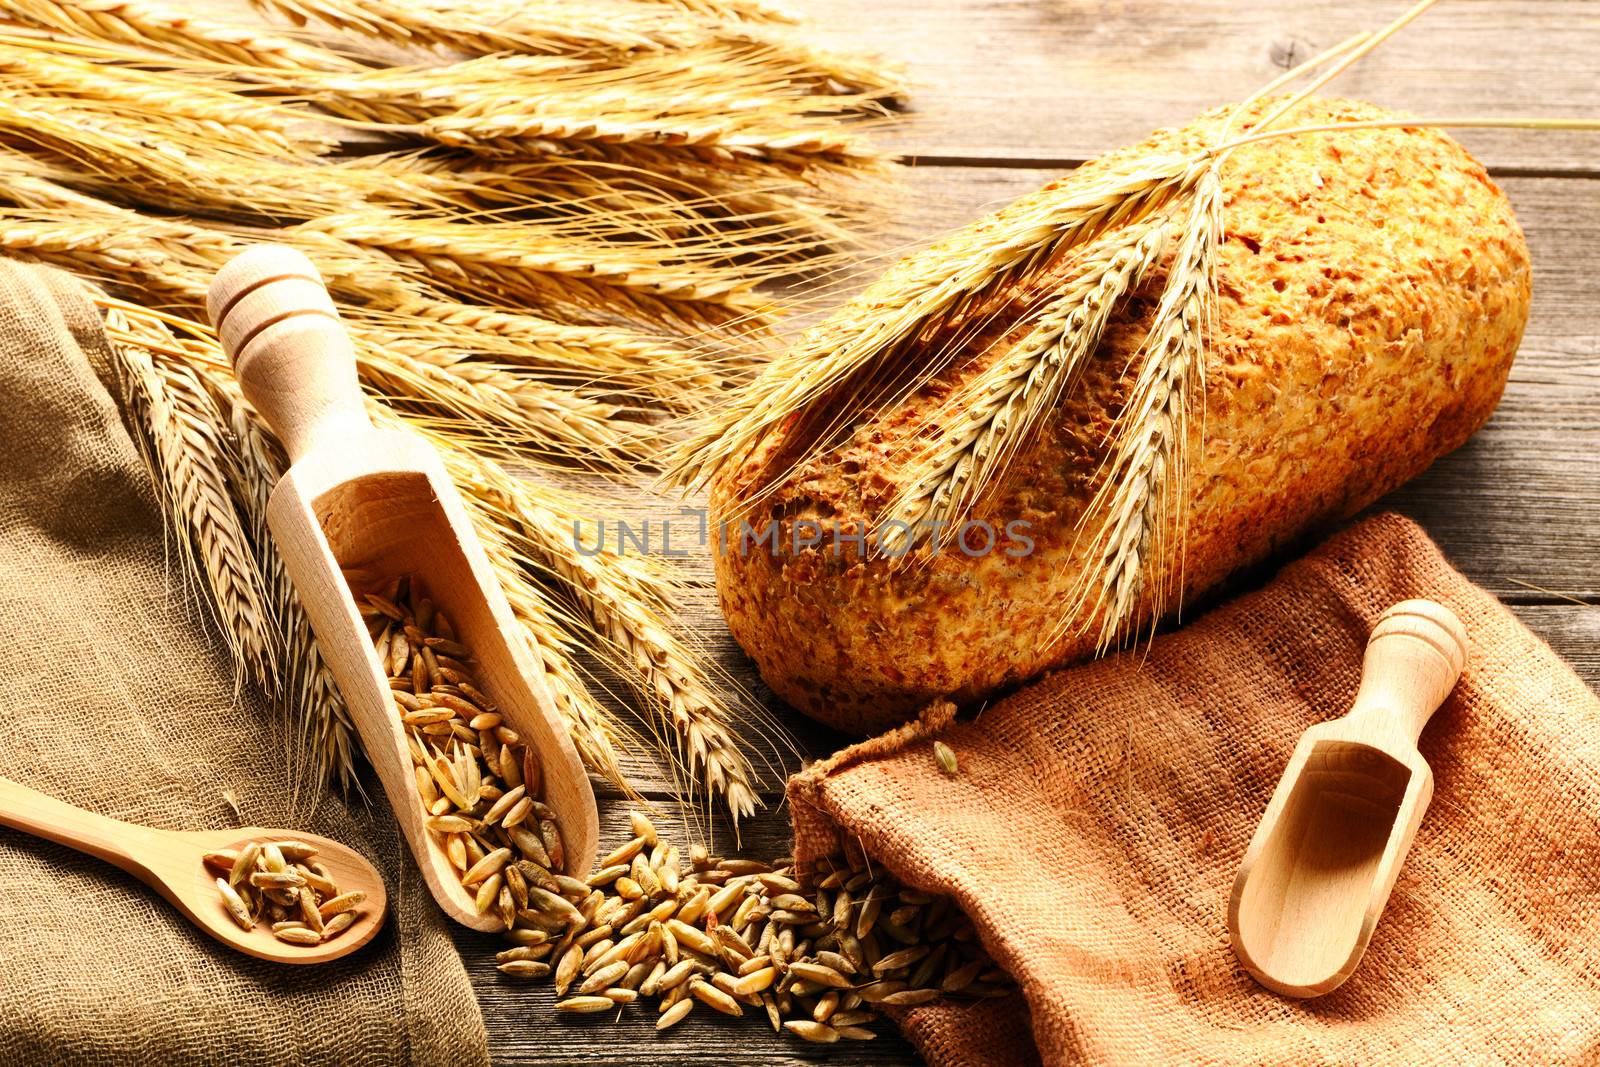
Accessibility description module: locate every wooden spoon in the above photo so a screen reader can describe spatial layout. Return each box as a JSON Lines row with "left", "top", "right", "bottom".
{"left": 205, "top": 245, "right": 598, "bottom": 931}
{"left": 0, "top": 774, "right": 385, "bottom": 964}
{"left": 1229, "top": 598, "right": 1469, "bottom": 998}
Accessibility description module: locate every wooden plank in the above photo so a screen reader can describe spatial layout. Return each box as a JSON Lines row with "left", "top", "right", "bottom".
{"left": 797, "top": 0, "right": 1600, "bottom": 172}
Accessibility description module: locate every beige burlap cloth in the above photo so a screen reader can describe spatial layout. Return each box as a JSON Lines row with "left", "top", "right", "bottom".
{"left": 792, "top": 512, "right": 1600, "bottom": 1065}
{"left": 0, "top": 260, "right": 489, "bottom": 1065}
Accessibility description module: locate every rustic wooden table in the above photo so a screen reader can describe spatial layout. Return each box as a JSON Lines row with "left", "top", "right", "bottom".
{"left": 434, "top": 2, "right": 1600, "bottom": 1063}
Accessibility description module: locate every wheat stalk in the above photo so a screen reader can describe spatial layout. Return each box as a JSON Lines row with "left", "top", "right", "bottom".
{"left": 254, "top": 0, "right": 897, "bottom": 100}
{"left": 462, "top": 495, "right": 637, "bottom": 793}
{"left": 255, "top": 0, "right": 693, "bottom": 56}
{"left": 650, "top": 0, "right": 797, "bottom": 24}
{"left": 104, "top": 306, "right": 280, "bottom": 696}
{"left": 55, "top": 212, "right": 682, "bottom": 474}
{"left": 0, "top": 40, "right": 331, "bottom": 156}
{"left": 1072, "top": 169, "right": 1221, "bottom": 649}
{"left": 0, "top": 0, "right": 892, "bottom": 821}
{"left": 358, "top": 298, "right": 723, "bottom": 412}
{"left": 352, "top": 336, "right": 657, "bottom": 471}
{"left": 0, "top": 95, "right": 361, "bottom": 222}
{"left": 110, "top": 311, "right": 649, "bottom": 796}
{"left": 1, "top": 0, "right": 357, "bottom": 71}
{"left": 0, "top": 176, "right": 408, "bottom": 312}
{"left": 878, "top": 217, "right": 1172, "bottom": 554}
{"left": 441, "top": 151, "right": 869, "bottom": 256}
{"left": 294, "top": 210, "right": 771, "bottom": 331}
{"left": 286, "top": 46, "right": 890, "bottom": 162}
{"left": 248, "top": 0, "right": 885, "bottom": 88}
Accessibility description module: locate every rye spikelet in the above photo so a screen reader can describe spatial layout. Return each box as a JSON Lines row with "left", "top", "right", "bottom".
{"left": 1074, "top": 168, "right": 1222, "bottom": 648}
{"left": 104, "top": 305, "right": 279, "bottom": 695}
{"left": 878, "top": 217, "right": 1172, "bottom": 554}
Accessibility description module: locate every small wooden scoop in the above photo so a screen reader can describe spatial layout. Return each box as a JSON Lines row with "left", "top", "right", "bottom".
{"left": 206, "top": 245, "right": 598, "bottom": 930}
{"left": 1229, "top": 598, "right": 1469, "bottom": 998}
{"left": 0, "top": 774, "right": 386, "bottom": 964}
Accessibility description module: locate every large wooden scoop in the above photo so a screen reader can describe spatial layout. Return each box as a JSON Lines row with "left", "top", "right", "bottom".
{"left": 1229, "top": 599, "right": 1469, "bottom": 997}
{"left": 206, "top": 245, "right": 598, "bottom": 930}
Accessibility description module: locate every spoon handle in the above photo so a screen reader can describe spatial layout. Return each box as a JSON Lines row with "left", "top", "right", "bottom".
{"left": 0, "top": 774, "right": 162, "bottom": 878}
{"left": 1347, "top": 599, "right": 1470, "bottom": 746}
{"left": 205, "top": 244, "right": 372, "bottom": 465}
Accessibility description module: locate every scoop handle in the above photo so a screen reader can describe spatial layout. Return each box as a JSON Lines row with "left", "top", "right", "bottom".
{"left": 0, "top": 774, "right": 160, "bottom": 882}
{"left": 1347, "top": 599, "right": 1470, "bottom": 746}
{"left": 206, "top": 245, "right": 371, "bottom": 464}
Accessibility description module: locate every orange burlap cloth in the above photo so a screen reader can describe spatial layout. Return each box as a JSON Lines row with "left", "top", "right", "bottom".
{"left": 790, "top": 513, "right": 1600, "bottom": 1065}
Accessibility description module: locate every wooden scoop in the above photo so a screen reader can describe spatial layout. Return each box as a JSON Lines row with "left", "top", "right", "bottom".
{"left": 0, "top": 774, "right": 385, "bottom": 964}
{"left": 206, "top": 245, "right": 598, "bottom": 931}
{"left": 1228, "top": 598, "right": 1469, "bottom": 998}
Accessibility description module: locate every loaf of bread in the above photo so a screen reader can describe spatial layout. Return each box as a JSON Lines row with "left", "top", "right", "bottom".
{"left": 711, "top": 98, "right": 1530, "bottom": 735}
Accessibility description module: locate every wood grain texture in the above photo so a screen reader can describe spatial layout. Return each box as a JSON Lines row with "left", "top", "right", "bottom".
{"left": 801, "top": 0, "right": 1600, "bottom": 172}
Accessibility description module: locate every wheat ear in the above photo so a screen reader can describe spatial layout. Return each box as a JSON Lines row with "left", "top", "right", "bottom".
{"left": 667, "top": 155, "right": 1211, "bottom": 493}
{"left": 520, "top": 500, "right": 763, "bottom": 826}
{"left": 252, "top": 0, "right": 684, "bottom": 56}
{"left": 444, "top": 450, "right": 764, "bottom": 825}
{"left": 1, "top": 0, "right": 356, "bottom": 71}
{"left": 1075, "top": 168, "right": 1222, "bottom": 649}
{"left": 295, "top": 211, "right": 770, "bottom": 331}
{"left": 360, "top": 298, "right": 723, "bottom": 412}
{"left": 879, "top": 217, "right": 1172, "bottom": 554}
{"left": 352, "top": 337, "right": 655, "bottom": 472}
{"left": 224, "top": 392, "right": 361, "bottom": 797}
{"left": 462, "top": 497, "right": 636, "bottom": 793}
{"left": 0, "top": 41, "right": 331, "bottom": 156}
{"left": 104, "top": 306, "right": 279, "bottom": 695}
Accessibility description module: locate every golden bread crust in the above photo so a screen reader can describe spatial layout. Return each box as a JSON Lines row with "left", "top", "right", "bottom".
{"left": 712, "top": 99, "right": 1530, "bottom": 734}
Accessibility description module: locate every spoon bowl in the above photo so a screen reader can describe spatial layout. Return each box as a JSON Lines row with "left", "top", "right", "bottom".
{"left": 1230, "top": 737, "right": 1423, "bottom": 996}
{"left": 1, "top": 775, "right": 387, "bottom": 965}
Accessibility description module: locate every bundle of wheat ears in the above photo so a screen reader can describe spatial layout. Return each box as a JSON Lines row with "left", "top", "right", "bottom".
{"left": 0, "top": 0, "right": 905, "bottom": 825}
